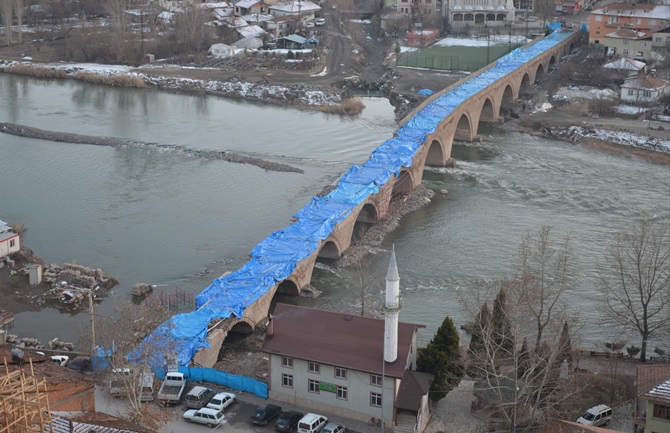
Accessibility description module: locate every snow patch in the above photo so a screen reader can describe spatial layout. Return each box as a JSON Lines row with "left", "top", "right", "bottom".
{"left": 434, "top": 35, "right": 530, "bottom": 47}
{"left": 615, "top": 105, "right": 648, "bottom": 115}
{"left": 554, "top": 85, "right": 616, "bottom": 100}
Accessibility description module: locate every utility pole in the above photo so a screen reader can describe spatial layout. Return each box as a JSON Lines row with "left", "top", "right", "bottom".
{"left": 86, "top": 289, "right": 96, "bottom": 356}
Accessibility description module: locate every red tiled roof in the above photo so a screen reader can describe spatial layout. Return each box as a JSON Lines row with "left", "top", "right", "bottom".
{"left": 623, "top": 74, "right": 669, "bottom": 90}
{"left": 642, "top": 377, "right": 670, "bottom": 404}
{"left": 637, "top": 364, "right": 670, "bottom": 397}
{"left": 262, "top": 304, "right": 425, "bottom": 379}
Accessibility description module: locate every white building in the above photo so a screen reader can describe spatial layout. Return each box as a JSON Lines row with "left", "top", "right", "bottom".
{"left": 269, "top": 0, "right": 321, "bottom": 20}
{"left": 447, "top": 0, "right": 516, "bottom": 30}
{"left": 621, "top": 74, "right": 669, "bottom": 104}
{"left": 262, "top": 251, "right": 434, "bottom": 432}
{"left": 0, "top": 232, "right": 20, "bottom": 259}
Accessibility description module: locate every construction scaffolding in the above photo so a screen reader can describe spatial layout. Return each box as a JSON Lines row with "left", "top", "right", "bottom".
{"left": 1, "top": 360, "right": 55, "bottom": 433}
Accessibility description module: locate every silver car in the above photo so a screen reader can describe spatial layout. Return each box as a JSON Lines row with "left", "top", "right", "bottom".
{"left": 184, "top": 407, "right": 226, "bottom": 427}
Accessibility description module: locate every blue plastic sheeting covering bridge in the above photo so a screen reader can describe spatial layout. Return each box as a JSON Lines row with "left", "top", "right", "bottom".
{"left": 140, "top": 30, "right": 576, "bottom": 367}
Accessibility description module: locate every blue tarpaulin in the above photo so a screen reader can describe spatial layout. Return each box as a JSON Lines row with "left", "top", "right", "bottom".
{"left": 139, "top": 30, "right": 577, "bottom": 368}
{"left": 155, "top": 366, "right": 269, "bottom": 399}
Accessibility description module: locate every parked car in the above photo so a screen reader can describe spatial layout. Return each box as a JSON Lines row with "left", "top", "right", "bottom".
{"left": 297, "top": 413, "right": 328, "bottom": 433}
{"left": 576, "top": 404, "right": 612, "bottom": 426}
{"left": 207, "top": 392, "right": 236, "bottom": 411}
{"left": 183, "top": 407, "right": 226, "bottom": 427}
{"left": 275, "top": 411, "right": 304, "bottom": 433}
{"left": 185, "top": 386, "right": 216, "bottom": 409}
{"left": 251, "top": 404, "right": 282, "bottom": 426}
{"left": 66, "top": 356, "right": 91, "bottom": 373}
{"left": 50, "top": 355, "right": 69, "bottom": 366}
{"left": 315, "top": 18, "right": 326, "bottom": 26}
{"left": 305, "top": 21, "right": 315, "bottom": 28}
{"left": 321, "top": 423, "right": 345, "bottom": 433}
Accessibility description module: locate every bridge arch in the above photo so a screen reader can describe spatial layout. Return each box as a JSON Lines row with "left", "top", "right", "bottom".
{"left": 229, "top": 320, "right": 254, "bottom": 335}
{"left": 549, "top": 55, "right": 556, "bottom": 66}
{"left": 276, "top": 278, "right": 299, "bottom": 295}
{"left": 536, "top": 63, "right": 545, "bottom": 82}
{"left": 425, "top": 139, "right": 446, "bottom": 166}
{"left": 392, "top": 170, "right": 413, "bottom": 200}
{"left": 455, "top": 112, "right": 473, "bottom": 141}
{"left": 356, "top": 202, "right": 378, "bottom": 224}
{"left": 479, "top": 97, "right": 496, "bottom": 123}
{"left": 318, "top": 239, "right": 342, "bottom": 259}
{"left": 519, "top": 73, "right": 531, "bottom": 93}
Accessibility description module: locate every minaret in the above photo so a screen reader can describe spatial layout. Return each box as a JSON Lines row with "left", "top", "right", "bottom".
{"left": 384, "top": 246, "right": 402, "bottom": 363}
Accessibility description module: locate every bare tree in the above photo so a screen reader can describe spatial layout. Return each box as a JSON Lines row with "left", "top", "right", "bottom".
{"left": 2, "top": 0, "right": 13, "bottom": 46}
{"left": 175, "top": 4, "right": 210, "bottom": 54}
{"left": 13, "top": 0, "right": 23, "bottom": 44}
{"left": 86, "top": 299, "right": 173, "bottom": 430}
{"left": 598, "top": 220, "right": 670, "bottom": 362}
{"left": 514, "top": 226, "right": 577, "bottom": 351}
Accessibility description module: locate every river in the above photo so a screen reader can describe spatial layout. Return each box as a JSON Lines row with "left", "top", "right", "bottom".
{"left": 1, "top": 73, "right": 668, "bottom": 350}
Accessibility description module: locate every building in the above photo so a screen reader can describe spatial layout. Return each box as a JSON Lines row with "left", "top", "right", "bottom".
{"left": 446, "top": 0, "right": 516, "bottom": 30}
{"left": 406, "top": 28, "right": 440, "bottom": 46}
{"left": 634, "top": 365, "right": 670, "bottom": 433}
{"left": 0, "top": 345, "right": 95, "bottom": 412}
{"left": 603, "top": 28, "right": 654, "bottom": 60}
{"left": 234, "top": 0, "right": 269, "bottom": 17}
{"left": 262, "top": 251, "right": 434, "bottom": 432}
{"left": 602, "top": 57, "right": 646, "bottom": 78}
{"left": 0, "top": 232, "right": 20, "bottom": 260}
{"left": 588, "top": 3, "right": 670, "bottom": 44}
{"left": 45, "top": 411, "right": 158, "bottom": 433}
{"left": 269, "top": 0, "right": 321, "bottom": 21}
{"left": 396, "top": 0, "right": 440, "bottom": 22}
{"left": 639, "top": 378, "right": 670, "bottom": 433}
{"left": 621, "top": 74, "right": 670, "bottom": 104}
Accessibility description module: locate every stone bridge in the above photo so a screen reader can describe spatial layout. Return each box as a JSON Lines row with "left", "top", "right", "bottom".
{"left": 189, "top": 30, "right": 582, "bottom": 367}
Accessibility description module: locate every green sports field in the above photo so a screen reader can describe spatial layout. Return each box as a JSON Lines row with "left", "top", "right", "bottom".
{"left": 398, "top": 43, "right": 523, "bottom": 71}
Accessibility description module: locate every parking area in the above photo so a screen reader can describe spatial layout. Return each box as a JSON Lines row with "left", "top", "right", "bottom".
{"left": 95, "top": 383, "right": 387, "bottom": 433}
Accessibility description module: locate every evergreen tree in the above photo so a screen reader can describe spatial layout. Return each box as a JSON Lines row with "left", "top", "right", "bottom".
{"left": 417, "top": 315, "right": 464, "bottom": 401}
{"left": 467, "top": 303, "right": 492, "bottom": 378}
{"left": 557, "top": 321, "right": 573, "bottom": 369}
{"left": 517, "top": 337, "right": 531, "bottom": 379}
{"left": 492, "top": 287, "right": 515, "bottom": 356}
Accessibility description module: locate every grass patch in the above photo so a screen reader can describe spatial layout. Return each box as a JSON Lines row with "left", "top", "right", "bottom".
{"left": 317, "top": 98, "right": 365, "bottom": 115}
{"left": 4, "top": 63, "right": 67, "bottom": 79}
{"left": 398, "top": 44, "right": 522, "bottom": 71}
{"left": 73, "top": 72, "right": 146, "bottom": 88}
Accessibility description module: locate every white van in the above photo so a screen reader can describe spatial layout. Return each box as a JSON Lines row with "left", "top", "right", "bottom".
{"left": 576, "top": 404, "right": 612, "bottom": 426}
{"left": 139, "top": 373, "right": 155, "bottom": 402}
{"left": 297, "top": 413, "right": 328, "bottom": 433}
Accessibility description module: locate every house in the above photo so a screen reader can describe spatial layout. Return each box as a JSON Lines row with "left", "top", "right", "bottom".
{"left": 446, "top": 0, "right": 516, "bottom": 30}
{"left": 234, "top": 0, "right": 269, "bottom": 17}
{"left": 621, "top": 74, "right": 670, "bottom": 104}
{"left": 603, "top": 57, "right": 646, "bottom": 78}
{"left": 406, "top": 28, "right": 440, "bottom": 47}
{"left": 0, "top": 232, "right": 20, "bottom": 260}
{"left": 262, "top": 251, "right": 434, "bottom": 432}
{"left": 588, "top": 3, "right": 670, "bottom": 45}
{"left": 269, "top": 0, "right": 321, "bottom": 21}
{"left": 396, "top": 0, "right": 439, "bottom": 18}
{"left": 266, "top": 15, "right": 298, "bottom": 37}
{"left": 602, "top": 28, "right": 654, "bottom": 60}
{"left": 651, "top": 25, "right": 670, "bottom": 50}
{"left": 0, "top": 344, "right": 95, "bottom": 412}
{"left": 634, "top": 365, "right": 670, "bottom": 433}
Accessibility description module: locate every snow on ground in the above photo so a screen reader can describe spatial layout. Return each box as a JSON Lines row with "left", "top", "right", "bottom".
{"left": 615, "top": 105, "right": 648, "bottom": 115}
{"left": 434, "top": 35, "right": 530, "bottom": 47}
{"left": 568, "top": 125, "right": 670, "bottom": 153}
{"left": 0, "top": 60, "right": 341, "bottom": 107}
{"left": 552, "top": 85, "right": 617, "bottom": 102}
{"left": 400, "top": 46, "right": 419, "bottom": 53}
{"left": 349, "top": 19, "right": 371, "bottom": 24}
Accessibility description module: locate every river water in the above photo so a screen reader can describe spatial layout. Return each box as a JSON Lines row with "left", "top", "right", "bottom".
{"left": 1, "top": 74, "right": 668, "bottom": 350}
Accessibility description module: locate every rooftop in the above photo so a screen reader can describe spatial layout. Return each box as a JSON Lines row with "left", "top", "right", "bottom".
{"left": 269, "top": 0, "right": 321, "bottom": 13}
{"left": 605, "top": 28, "right": 648, "bottom": 39}
{"left": 636, "top": 364, "right": 670, "bottom": 397}
{"left": 591, "top": 3, "right": 670, "bottom": 19}
{"left": 0, "top": 344, "right": 94, "bottom": 386}
{"left": 623, "top": 74, "right": 669, "bottom": 90}
{"left": 262, "top": 304, "right": 425, "bottom": 378}
{"left": 47, "top": 411, "right": 157, "bottom": 433}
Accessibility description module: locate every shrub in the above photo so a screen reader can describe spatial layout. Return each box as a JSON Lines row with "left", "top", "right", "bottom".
{"left": 627, "top": 345, "right": 641, "bottom": 357}
{"left": 5, "top": 64, "right": 67, "bottom": 79}
{"left": 73, "top": 72, "right": 146, "bottom": 88}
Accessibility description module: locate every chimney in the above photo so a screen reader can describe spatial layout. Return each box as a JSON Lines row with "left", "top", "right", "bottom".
{"left": 266, "top": 314, "right": 274, "bottom": 337}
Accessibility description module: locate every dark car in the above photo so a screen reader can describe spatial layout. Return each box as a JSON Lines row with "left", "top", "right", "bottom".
{"left": 251, "top": 404, "right": 282, "bottom": 426}
{"left": 275, "top": 411, "right": 304, "bottom": 432}
{"left": 66, "top": 356, "right": 92, "bottom": 373}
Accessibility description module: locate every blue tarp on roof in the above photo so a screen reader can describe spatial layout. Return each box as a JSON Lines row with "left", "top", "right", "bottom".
{"left": 140, "top": 30, "right": 577, "bottom": 368}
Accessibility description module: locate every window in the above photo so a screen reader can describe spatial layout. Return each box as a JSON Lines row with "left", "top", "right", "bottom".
{"left": 623, "top": 38, "right": 629, "bottom": 45}
{"left": 636, "top": 18, "right": 642, "bottom": 24}
{"left": 643, "top": 90, "right": 652, "bottom": 98}
{"left": 649, "top": 19, "right": 656, "bottom": 25}
{"left": 281, "top": 356, "right": 293, "bottom": 368}
{"left": 335, "top": 367, "right": 347, "bottom": 379}
{"left": 309, "top": 362, "right": 320, "bottom": 373}
{"left": 309, "top": 379, "right": 320, "bottom": 393}
{"left": 9, "top": 239, "right": 15, "bottom": 247}
{"left": 337, "top": 386, "right": 348, "bottom": 400}
{"left": 282, "top": 374, "right": 293, "bottom": 388}
{"left": 653, "top": 404, "right": 670, "bottom": 420}
{"left": 370, "top": 392, "right": 382, "bottom": 407}
{"left": 656, "top": 36, "right": 662, "bottom": 43}
{"left": 371, "top": 374, "right": 382, "bottom": 386}
{"left": 628, "top": 89, "right": 634, "bottom": 96}
{"left": 595, "top": 15, "right": 602, "bottom": 22}
{"left": 622, "top": 49, "right": 629, "bottom": 56}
